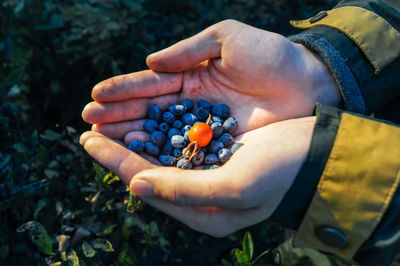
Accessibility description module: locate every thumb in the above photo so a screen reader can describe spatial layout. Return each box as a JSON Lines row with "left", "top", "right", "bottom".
{"left": 146, "top": 27, "right": 222, "bottom": 72}
{"left": 130, "top": 167, "right": 243, "bottom": 208}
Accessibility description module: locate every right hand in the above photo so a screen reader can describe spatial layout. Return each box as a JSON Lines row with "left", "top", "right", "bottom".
{"left": 82, "top": 19, "right": 341, "bottom": 143}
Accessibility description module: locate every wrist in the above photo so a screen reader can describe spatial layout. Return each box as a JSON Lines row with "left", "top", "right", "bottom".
{"left": 295, "top": 43, "right": 343, "bottom": 108}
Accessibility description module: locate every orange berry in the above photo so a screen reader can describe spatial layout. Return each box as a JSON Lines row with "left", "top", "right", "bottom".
{"left": 188, "top": 123, "right": 213, "bottom": 147}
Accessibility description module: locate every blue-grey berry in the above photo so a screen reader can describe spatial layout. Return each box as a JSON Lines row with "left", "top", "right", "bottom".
{"left": 204, "top": 153, "right": 219, "bottom": 165}
{"left": 218, "top": 133, "right": 234, "bottom": 147}
{"left": 161, "top": 140, "right": 174, "bottom": 155}
{"left": 171, "top": 135, "right": 186, "bottom": 148}
{"left": 212, "top": 116, "right": 224, "bottom": 123}
{"left": 197, "top": 99, "right": 213, "bottom": 110}
{"left": 147, "top": 104, "right": 162, "bottom": 121}
{"left": 181, "top": 125, "right": 192, "bottom": 134}
{"left": 184, "top": 130, "right": 189, "bottom": 141}
{"left": 191, "top": 151, "right": 205, "bottom": 166}
{"left": 159, "top": 122, "right": 170, "bottom": 133}
{"left": 212, "top": 104, "right": 230, "bottom": 119}
{"left": 177, "top": 158, "right": 192, "bottom": 169}
{"left": 223, "top": 117, "right": 238, "bottom": 133}
{"left": 143, "top": 119, "right": 158, "bottom": 133}
{"left": 173, "top": 148, "right": 183, "bottom": 158}
{"left": 181, "top": 113, "right": 198, "bottom": 126}
{"left": 128, "top": 139, "right": 144, "bottom": 153}
{"left": 207, "top": 140, "right": 224, "bottom": 154}
{"left": 145, "top": 142, "right": 159, "bottom": 155}
{"left": 172, "top": 119, "right": 183, "bottom": 129}
{"left": 195, "top": 107, "right": 210, "bottom": 122}
{"left": 203, "top": 164, "right": 220, "bottom": 170}
{"left": 163, "top": 111, "right": 176, "bottom": 124}
{"left": 168, "top": 104, "right": 187, "bottom": 116}
{"left": 168, "top": 128, "right": 182, "bottom": 139}
{"left": 218, "top": 148, "right": 233, "bottom": 164}
{"left": 159, "top": 155, "right": 176, "bottom": 166}
{"left": 211, "top": 122, "right": 224, "bottom": 139}
{"left": 150, "top": 130, "right": 166, "bottom": 146}
{"left": 231, "top": 142, "right": 244, "bottom": 153}
{"left": 182, "top": 99, "right": 194, "bottom": 112}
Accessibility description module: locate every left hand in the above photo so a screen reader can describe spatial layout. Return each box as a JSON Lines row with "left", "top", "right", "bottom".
{"left": 80, "top": 116, "right": 315, "bottom": 237}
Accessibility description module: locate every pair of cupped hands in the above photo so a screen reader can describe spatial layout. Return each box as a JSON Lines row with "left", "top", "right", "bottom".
{"left": 81, "top": 20, "right": 341, "bottom": 237}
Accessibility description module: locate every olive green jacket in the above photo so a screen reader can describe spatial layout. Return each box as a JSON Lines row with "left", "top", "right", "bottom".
{"left": 270, "top": 1, "right": 400, "bottom": 265}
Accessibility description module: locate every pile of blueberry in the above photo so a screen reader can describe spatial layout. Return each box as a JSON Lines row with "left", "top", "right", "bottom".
{"left": 128, "top": 99, "right": 243, "bottom": 169}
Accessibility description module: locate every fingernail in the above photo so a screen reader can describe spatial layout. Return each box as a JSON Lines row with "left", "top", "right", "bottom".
{"left": 130, "top": 179, "right": 154, "bottom": 197}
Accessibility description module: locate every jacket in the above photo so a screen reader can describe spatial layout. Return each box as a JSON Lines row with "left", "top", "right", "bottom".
{"left": 270, "top": 0, "right": 400, "bottom": 265}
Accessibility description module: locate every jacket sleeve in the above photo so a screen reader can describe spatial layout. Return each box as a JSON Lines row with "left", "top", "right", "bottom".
{"left": 271, "top": 104, "right": 400, "bottom": 265}
{"left": 288, "top": 0, "right": 400, "bottom": 115}
{"left": 270, "top": 1, "right": 400, "bottom": 265}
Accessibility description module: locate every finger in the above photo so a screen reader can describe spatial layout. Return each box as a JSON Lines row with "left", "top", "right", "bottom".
{"left": 139, "top": 196, "right": 267, "bottom": 237}
{"left": 92, "top": 70, "right": 182, "bottom": 102}
{"left": 82, "top": 93, "right": 180, "bottom": 124}
{"left": 130, "top": 167, "right": 249, "bottom": 209}
{"left": 80, "top": 130, "right": 127, "bottom": 147}
{"left": 92, "top": 119, "right": 146, "bottom": 139}
{"left": 80, "top": 131, "right": 155, "bottom": 184}
{"left": 147, "top": 27, "right": 221, "bottom": 72}
{"left": 124, "top": 131, "right": 150, "bottom": 145}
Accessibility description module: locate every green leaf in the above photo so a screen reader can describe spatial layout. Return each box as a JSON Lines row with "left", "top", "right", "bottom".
{"left": 67, "top": 249, "right": 79, "bottom": 266}
{"left": 90, "top": 238, "right": 114, "bottom": 252}
{"left": 101, "top": 224, "right": 117, "bottom": 235}
{"left": 242, "top": 231, "right": 254, "bottom": 260}
{"left": 233, "top": 248, "right": 249, "bottom": 265}
{"left": 33, "top": 198, "right": 49, "bottom": 220}
{"left": 16, "top": 221, "right": 53, "bottom": 255}
{"left": 82, "top": 241, "right": 97, "bottom": 258}
{"left": 251, "top": 249, "right": 270, "bottom": 266}
{"left": 40, "top": 129, "right": 62, "bottom": 141}
{"left": 117, "top": 242, "right": 134, "bottom": 265}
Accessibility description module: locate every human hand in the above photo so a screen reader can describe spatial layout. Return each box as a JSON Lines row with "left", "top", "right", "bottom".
{"left": 80, "top": 116, "right": 316, "bottom": 237}
{"left": 82, "top": 20, "right": 340, "bottom": 143}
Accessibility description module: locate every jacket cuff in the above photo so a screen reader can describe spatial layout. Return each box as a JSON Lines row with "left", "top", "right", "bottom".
{"left": 288, "top": 4, "right": 400, "bottom": 114}
{"left": 289, "top": 33, "right": 366, "bottom": 113}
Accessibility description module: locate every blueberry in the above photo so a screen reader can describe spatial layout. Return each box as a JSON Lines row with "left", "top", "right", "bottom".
{"left": 184, "top": 130, "right": 189, "bottom": 141}
{"left": 168, "top": 104, "right": 187, "bottom": 116}
{"left": 150, "top": 130, "right": 166, "bottom": 146}
{"left": 163, "top": 111, "right": 176, "bottom": 124}
{"left": 203, "top": 164, "right": 220, "bottom": 170}
{"left": 147, "top": 104, "right": 162, "bottom": 121}
{"left": 204, "top": 153, "right": 219, "bottom": 165}
{"left": 177, "top": 158, "right": 193, "bottom": 169}
{"left": 212, "top": 116, "right": 224, "bottom": 123}
{"left": 143, "top": 119, "right": 158, "bottom": 133}
{"left": 195, "top": 107, "right": 210, "bottom": 122}
{"left": 223, "top": 117, "right": 238, "bottom": 133}
{"left": 172, "top": 119, "right": 183, "bottom": 129}
{"left": 231, "top": 142, "right": 244, "bottom": 153}
{"left": 211, "top": 122, "right": 224, "bottom": 139}
{"left": 168, "top": 128, "right": 182, "bottom": 139}
{"left": 200, "top": 147, "right": 208, "bottom": 154}
{"left": 218, "top": 133, "right": 234, "bottom": 147}
{"left": 171, "top": 135, "right": 186, "bottom": 148}
{"left": 218, "top": 148, "right": 233, "bottom": 164}
{"left": 197, "top": 99, "right": 213, "bottom": 111}
{"left": 182, "top": 99, "right": 194, "bottom": 112}
{"left": 145, "top": 142, "right": 160, "bottom": 155}
{"left": 191, "top": 151, "right": 205, "bottom": 166}
{"left": 161, "top": 140, "right": 174, "bottom": 155}
{"left": 207, "top": 140, "right": 224, "bottom": 154}
{"left": 158, "top": 122, "right": 170, "bottom": 133}
{"left": 212, "top": 104, "right": 230, "bottom": 120}
{"left": 181, "top": 113, "right": 198, "bottom": 126}
{"left": 181, "top": 125, "right": 192, "bottom": 134}
{"left": 159, "top": 155, "right": 176, "bottom": 166}
{"left": 173, "top": 148, "right": 183, "bottom": 158}
{"left": 128, "top": 139, "right": 144, "bottom": 153}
